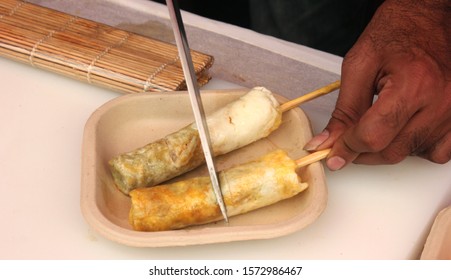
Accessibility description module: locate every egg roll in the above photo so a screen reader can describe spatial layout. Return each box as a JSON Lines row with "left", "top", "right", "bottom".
{"left": 129, "top": 149, "right": 307, "bottom": 231}
{"left": 109, "top": 87, "right": 282, "bottom": 195}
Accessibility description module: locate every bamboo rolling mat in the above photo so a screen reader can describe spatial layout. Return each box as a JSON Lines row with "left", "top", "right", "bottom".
{"left": 0, "top": 0, "right": 214, "bottom": 93}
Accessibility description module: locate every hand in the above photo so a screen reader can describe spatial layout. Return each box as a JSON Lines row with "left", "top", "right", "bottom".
{"left": 304, "top": 0, "right": 451, "bottom": 170}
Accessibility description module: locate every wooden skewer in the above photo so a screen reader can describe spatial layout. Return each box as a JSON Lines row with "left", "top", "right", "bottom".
{"left": 295, "top": 149, "right": 331, "bottom": 168}
{"left": 279, "top": 80, "right": 341, "bottom": 113}
{"left": 278, "top": 82, "right": 339, "bottom": 167}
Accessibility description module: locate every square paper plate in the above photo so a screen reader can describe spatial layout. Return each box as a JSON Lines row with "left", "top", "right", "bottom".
{"left": 81, "top": 89, "right": 328, "bottom": 247}
{"left": 421, "top": 206, "right": 451, "bottom": 259}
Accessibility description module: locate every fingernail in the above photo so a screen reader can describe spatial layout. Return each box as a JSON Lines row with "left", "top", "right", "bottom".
{"left": 304, "top": 130, "right": 330, "bottom": 151}
{"left": 327, "top": 156, "right": 346, "bottom": 171}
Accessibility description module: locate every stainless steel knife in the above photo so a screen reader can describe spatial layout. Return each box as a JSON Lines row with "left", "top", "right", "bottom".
{"left": 166, "top": 0, "right": 228, "bottom": 222}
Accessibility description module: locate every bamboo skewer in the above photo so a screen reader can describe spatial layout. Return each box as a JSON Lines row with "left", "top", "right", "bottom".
{"left": 279, "top": 80, "right": 341, "bottom": 113}
{"left": 295, "top": 149, "right": 331, "bottom": 168}
{"left": 279, "top": 81, "right": 340, "bottom": 168}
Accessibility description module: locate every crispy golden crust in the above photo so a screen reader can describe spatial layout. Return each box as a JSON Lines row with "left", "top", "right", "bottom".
{"left": 129, "top": 177, "right": 220, "bottom": 231}
{"left": 129, "top": 150, "right": 308, "bottom": 231}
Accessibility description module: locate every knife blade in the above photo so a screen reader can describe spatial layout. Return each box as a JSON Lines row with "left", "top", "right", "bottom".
{"left": 166, "top": 0, "right": 228, "bottom": 222}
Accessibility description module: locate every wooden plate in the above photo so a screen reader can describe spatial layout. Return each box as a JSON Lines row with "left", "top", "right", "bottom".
{"left": 81, "top": 89, "right": 328, "bottom": 247}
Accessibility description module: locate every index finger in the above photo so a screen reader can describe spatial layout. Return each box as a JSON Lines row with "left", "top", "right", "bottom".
{"left": 313, "top": 42, "right": 379, "bottom": 151}
{"left": 327, "top": 72, "right": 427, "bottom": 169}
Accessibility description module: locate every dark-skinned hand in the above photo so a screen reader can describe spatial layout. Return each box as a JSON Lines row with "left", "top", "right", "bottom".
{"left": 304, "top": 0, "right": 451, "bottom": 170}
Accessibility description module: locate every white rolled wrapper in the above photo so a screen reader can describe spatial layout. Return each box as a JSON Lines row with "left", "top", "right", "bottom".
{"left": 200, "top": 86, "right": 281, "bottom": 155}
{"left": 109, "top": 87, "right": 282, "bottom": 194}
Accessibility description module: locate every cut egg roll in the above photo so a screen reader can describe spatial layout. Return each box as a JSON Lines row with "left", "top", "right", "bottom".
{"left": 129, "top": 149, "right": 308, "bottom": 231}
{"left": 109, "top": 87, "right": 282, "bottom": 195}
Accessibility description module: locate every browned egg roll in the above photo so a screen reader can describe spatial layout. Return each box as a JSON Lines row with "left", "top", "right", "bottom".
{"left": 129, "top": 149, "right": 308, "bottom": 231}
{"left": 109, "top": 87, "right": 282, "bottom": 195}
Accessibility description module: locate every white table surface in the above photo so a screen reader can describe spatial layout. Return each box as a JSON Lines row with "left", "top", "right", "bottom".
{"left": 1, "top": 0, "right": 450, "bottom": 260}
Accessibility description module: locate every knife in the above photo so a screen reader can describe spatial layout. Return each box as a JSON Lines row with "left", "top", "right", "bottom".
{"left": 166, "top": 0, "right": 228, "bottom": 222}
